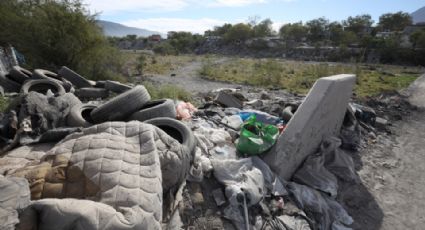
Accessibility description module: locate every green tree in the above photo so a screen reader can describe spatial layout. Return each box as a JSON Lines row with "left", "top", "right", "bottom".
{"left": 224, "top": 23, "right": 253, "bottom": 43}
{"left": 252, "top": 19, "right": 274, "bottom": 37}
{"left": 378, "top": 11, "right": 412, "bottom": 31}
{"left": 166, "top": 31, "right": 204, "bottom": 53}
{"left": 343, "top": 14, "right": 374, "bottom": 36}
{"left": 410, "top": 29, "right": 425, "bottom": 48}
{"left": 306, "top": 17, "right": 329, "bottom": 42}
{"left": 328, "top": 21, "right": 344, "bottom": 45}
{"left": 153, "top": 42, "right": 177, "bottom": 55}
{"left": 279, "top": 22, "right": 308, "bottom": 42}
{"left": 340, "top": 31, "right": 358, "bottom": 45}
{"left": 0, "top": 0, "right": 124, "bottom": 80}
{"left": 205, "top": 23, "right": 233, "bottom": 36}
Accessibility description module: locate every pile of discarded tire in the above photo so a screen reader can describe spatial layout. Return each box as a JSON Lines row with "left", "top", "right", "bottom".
{"left": 1, "top": 65, "right": 195, "bottom": 155}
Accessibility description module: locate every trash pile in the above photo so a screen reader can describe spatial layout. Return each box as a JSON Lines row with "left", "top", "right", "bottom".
{"left": 0, "top": 68, "right": 389, "bottom": 230}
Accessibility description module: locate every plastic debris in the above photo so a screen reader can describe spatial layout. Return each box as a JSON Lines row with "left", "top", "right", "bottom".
{"left": 236, "top": 115, "right": 279, "bottom": 156}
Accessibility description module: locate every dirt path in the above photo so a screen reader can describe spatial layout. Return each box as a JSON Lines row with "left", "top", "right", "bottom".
{"left": 145, "top": 58, "right": 240, "bottom": 93}
{"left": 357, "top": 74, "right": 425, "bottom": 230}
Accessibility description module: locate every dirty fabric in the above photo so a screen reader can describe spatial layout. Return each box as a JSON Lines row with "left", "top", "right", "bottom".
{"left": 7, "top": 121, "right": 193, "bottom": 230}
{"left": 0, "top": 175, "right": 31, "bottom": 230}
{"left": 0, "top": 143, "right": 53, "bottom": 175}
{"left": 17, "top": 92, "right": 81, "bottom": 135}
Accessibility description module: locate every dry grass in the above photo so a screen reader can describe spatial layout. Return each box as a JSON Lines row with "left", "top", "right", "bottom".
{"left": 199, "top": 57, "right": 422, "bottom": 97}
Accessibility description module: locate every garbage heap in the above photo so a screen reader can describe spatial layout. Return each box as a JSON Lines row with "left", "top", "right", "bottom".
{"left": 0, "top": 67, "right": 389, "bottom": 230}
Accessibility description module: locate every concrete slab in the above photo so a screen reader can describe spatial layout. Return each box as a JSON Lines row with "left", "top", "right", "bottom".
{"left": 263, "top": 74, "right": 356, "bottom": 181}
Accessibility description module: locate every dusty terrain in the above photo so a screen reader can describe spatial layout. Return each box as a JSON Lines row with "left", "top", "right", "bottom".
{"left": 360, "top": 111, "right": 425, "bottom": 230}
{"left": 145, "top": 59, "right": 241, "bottom": 93}
{"left": 356, "top": 75, "right": 425, "bottom": 230}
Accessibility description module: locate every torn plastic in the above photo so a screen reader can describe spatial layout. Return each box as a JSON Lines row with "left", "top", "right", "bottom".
{"left": 239, "top": 109, "right": 283, "bottom": 125}
{"left": 322, "top": 137, "right": 357, "bottom": 182}
{"left": 221, "top": 115, "right": 243, "bottom": 130}
{"left": 251, "top": 156, "right": 288, "bottom": 197}
{"left": 212, "top": 158, "right": 265, "bottom": 230}
{"left": 287, "top": 182, "right": 353, "bottom": 230}
{"left": 340, "top": 107, "right": 361, "bottom": 151}
{"left": 293, "top": 152, "right": 339, "bottom": 198}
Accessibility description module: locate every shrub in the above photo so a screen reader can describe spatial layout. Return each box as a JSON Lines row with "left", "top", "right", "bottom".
{"left": 0, "top": 0, "right": 124, "bottom": 81}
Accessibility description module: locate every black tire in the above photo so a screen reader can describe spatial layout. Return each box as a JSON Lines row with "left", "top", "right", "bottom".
{"left": 32, "top": 69, "right": 60, "bottom": 81}
{"left": 94, "top": 81, "right": 106, "bottom": 88}
{"left": 90, "top": 85, "right": 151, "bottom": 122}
{"left": 33, "top": 69, "right": 73, "bottom": 92}
{"left": 58, "top": 66, "right": 92, "bottom": 88}
{"left": 144, "top": 117, "right": 196, "bottom": 156}
{"left": 104, "top": 80, "right": 132, "bottom": 93}
{"left": 9, "top": 66, "right": 32, "bottom": 84}
{"left": 75, "top": 88, "right": 109, "bottom": 99}
{"left": 0, "top": 73, "right": 21, "bottom": 92}
{"left": 67, "top": 104, "right": 97, "bottom": 127}
{"left": 128, "top": 99, "right": 176, "bottom": 122}
{"left": 21, "top": 79, "right": 65, "bottom": 96}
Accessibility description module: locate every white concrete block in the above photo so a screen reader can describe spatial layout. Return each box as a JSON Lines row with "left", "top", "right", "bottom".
{"left": 263, "top": 74, "right": 356, "bottom": 181}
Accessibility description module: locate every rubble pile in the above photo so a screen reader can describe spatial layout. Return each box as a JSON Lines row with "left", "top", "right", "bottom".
{"left": 0, "top": 67, "right": 393, "bottom": 230}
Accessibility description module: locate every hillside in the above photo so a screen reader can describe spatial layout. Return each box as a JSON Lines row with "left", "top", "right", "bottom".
{"left": 412, "top": 6, "right": 425, "bottom": 24}
{"left": 96, "top": 20, "right": 160, "bottom": 37}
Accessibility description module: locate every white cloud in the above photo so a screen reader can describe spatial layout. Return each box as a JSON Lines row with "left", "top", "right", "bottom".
{"left": 84, "top": 0, "right": 190, "bottom": 14}
{"left": 84, "top": 0, "right": 292, "bottom": 14}
{"left": 272, "top": 21, "right": 286, "bottom": 32}
{"left": 210, "top": 0, "right": 267, "bottom": 7}
{"left": 123, "top": 18, "right": 228, "bottom": 34}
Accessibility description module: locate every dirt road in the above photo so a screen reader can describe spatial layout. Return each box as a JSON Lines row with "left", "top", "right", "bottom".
{"left": 145, "top": 58, "right": 241, "bottom": 93}
{"left": 359, "top": 75, "right": 425, "bottom": 230}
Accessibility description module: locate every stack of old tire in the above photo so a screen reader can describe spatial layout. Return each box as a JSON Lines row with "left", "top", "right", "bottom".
{"left": 1, "top": 65, "right": 196, "bottom": 157}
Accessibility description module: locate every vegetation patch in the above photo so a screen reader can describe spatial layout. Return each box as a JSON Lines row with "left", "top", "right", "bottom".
{"left": 123, "top": 53, "right": 200, "bottom": 75}
{"left": 199, "top": 57, "right": 421, "bottom": 97}
{"left": 143, "top": 82, "right": 193, "bottom": 102}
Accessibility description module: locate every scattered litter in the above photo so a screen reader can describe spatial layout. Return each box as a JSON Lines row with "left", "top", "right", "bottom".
{"left": 236, "top": 115, "right": 279, "bottom": 156}
{"left": 0, "top": 68, "right": 396, "bottom": 230}
{"left": 176, "top": 101, "right": 197, "bottom": 120}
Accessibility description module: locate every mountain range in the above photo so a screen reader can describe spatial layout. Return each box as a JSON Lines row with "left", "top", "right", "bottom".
{"left": 411, "top": 6, "right": 425, "bottom": 24}
{"left": 96, "top": 20, "right": 161, "bottom": 37}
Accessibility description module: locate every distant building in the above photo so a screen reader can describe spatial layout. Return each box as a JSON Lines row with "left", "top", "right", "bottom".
{"left": 148, "top": 34, "right": 162, "bottom": 42}
{"left": 376, "top": 31, "right": 396, "bottom": 39}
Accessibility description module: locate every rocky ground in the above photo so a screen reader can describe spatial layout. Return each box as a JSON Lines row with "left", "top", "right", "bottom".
{"left": 146, "top": 62, "right": 425, "bottom": 230}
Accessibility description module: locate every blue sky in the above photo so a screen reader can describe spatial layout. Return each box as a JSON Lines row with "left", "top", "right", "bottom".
{"left": 84, "top": 0, "right": 425, "bottom": 34}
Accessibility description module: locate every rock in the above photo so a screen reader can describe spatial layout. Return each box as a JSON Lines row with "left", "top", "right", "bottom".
{"left": 260, "top": 91, "right": 271, "bottom": 100}
{"left": 214, "top": 91, "right": 243, "bottom": 109}
{"left": 375, "top": 117, "right": 388, "bottom": 130}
